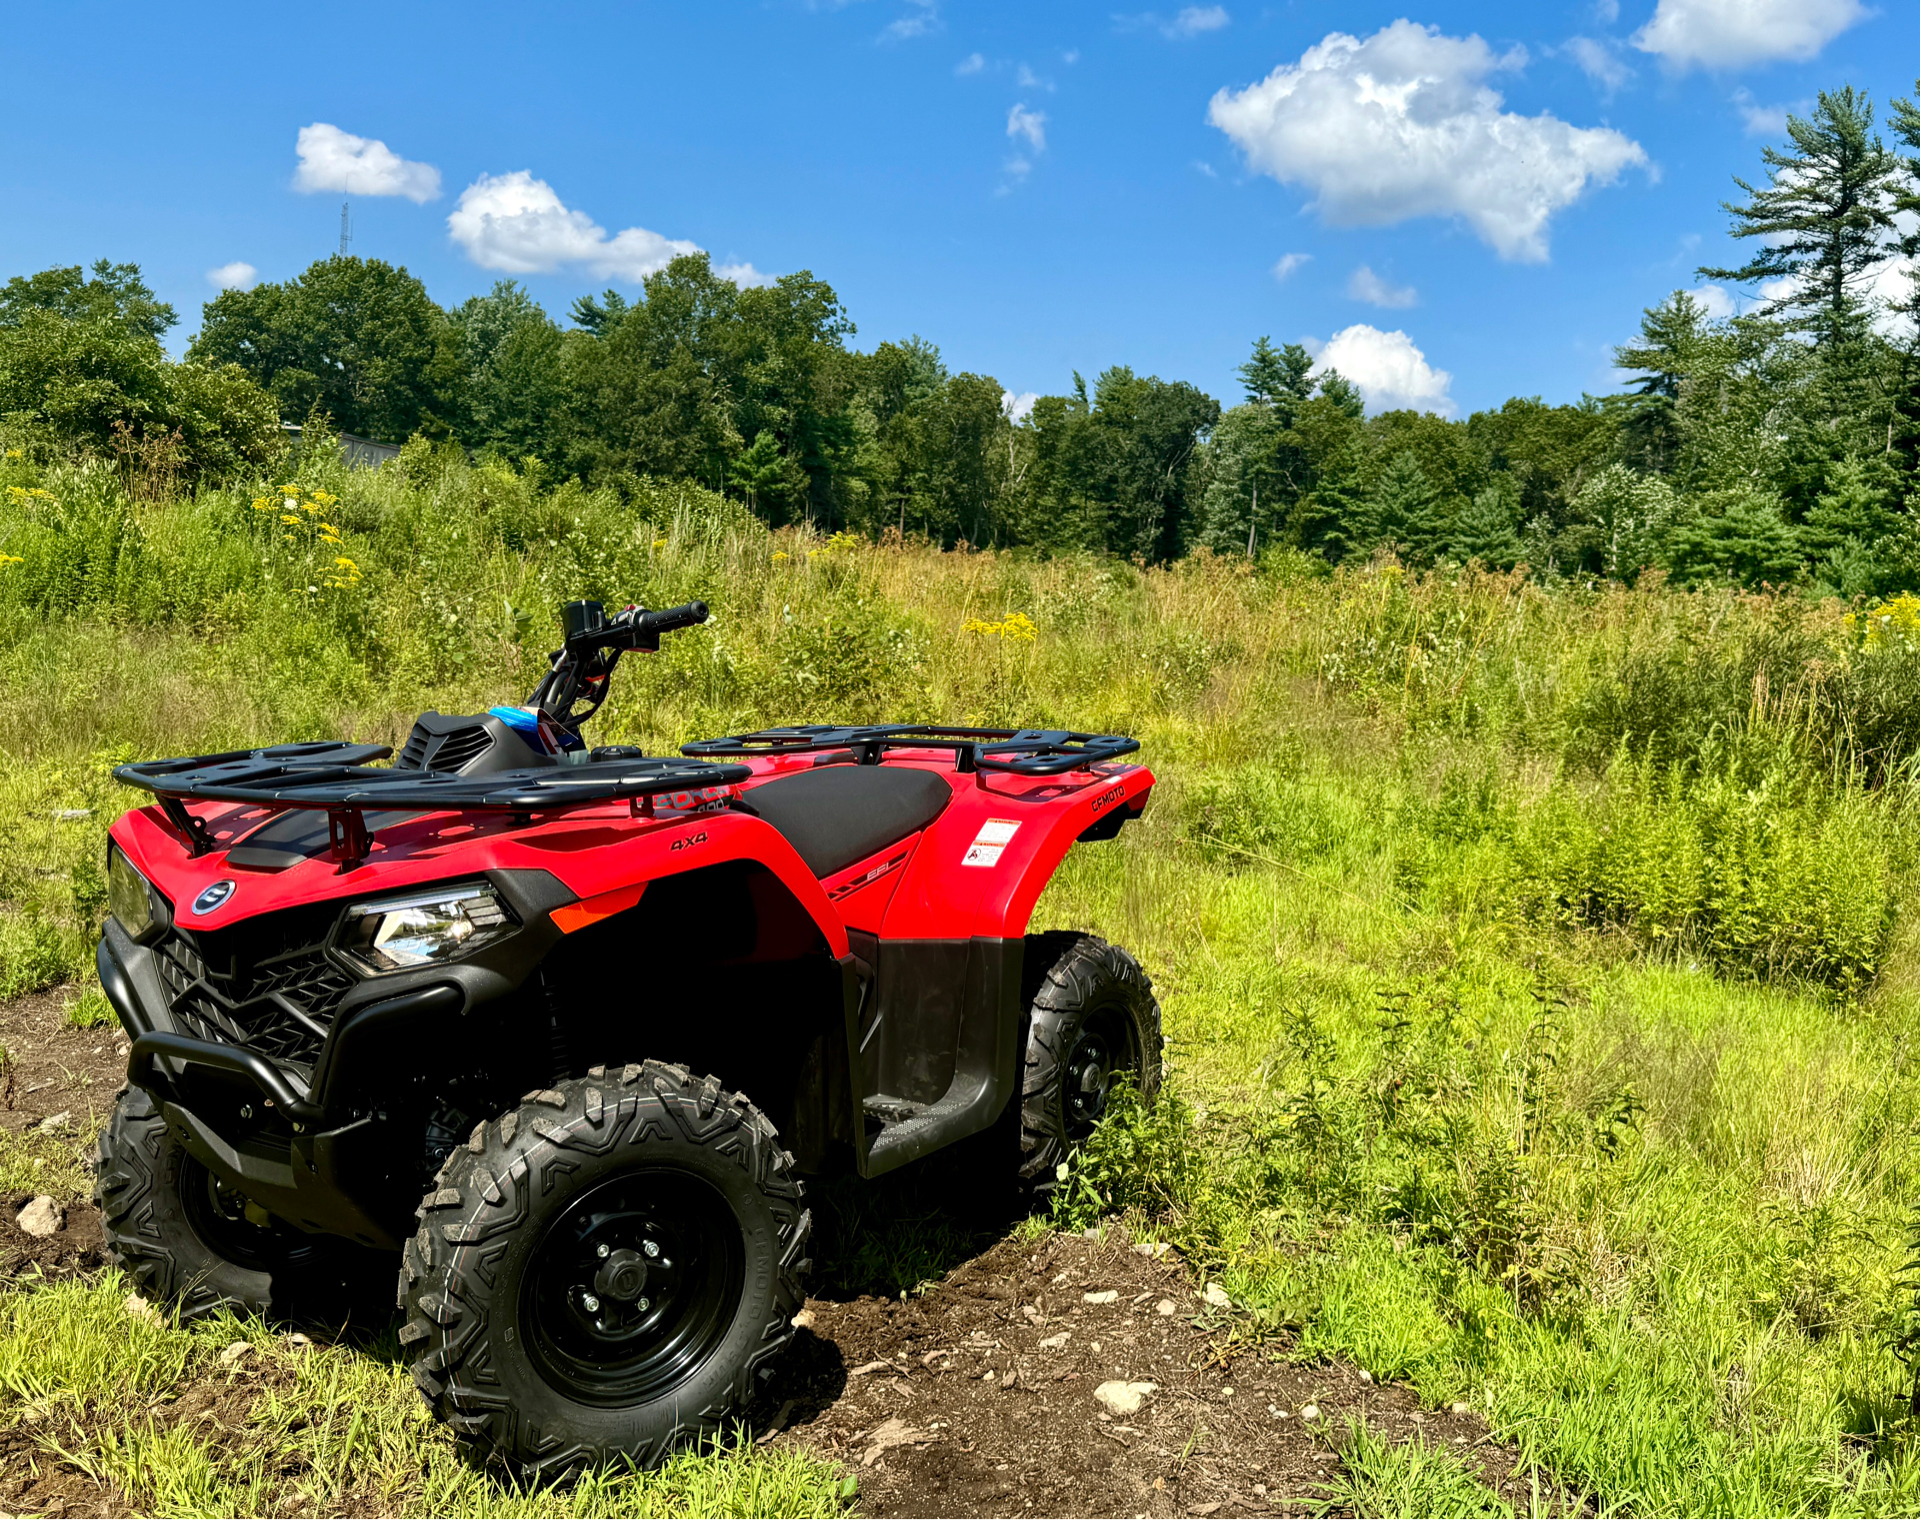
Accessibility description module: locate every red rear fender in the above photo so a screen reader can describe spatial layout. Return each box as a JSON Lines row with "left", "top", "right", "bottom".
{"left": 878, "top": 765, "right": 1154, "bottom": 941}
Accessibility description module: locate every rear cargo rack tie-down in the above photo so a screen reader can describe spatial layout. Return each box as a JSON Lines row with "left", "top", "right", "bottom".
{"left": 115, "top": 742, "right": 754, "bottom": 870}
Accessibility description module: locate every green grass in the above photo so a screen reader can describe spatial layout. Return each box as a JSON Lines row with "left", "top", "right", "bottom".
{"left": 1319, "top": 1419, "right": 1518, "bottom": 1518}
{"left": 1, "top": 1277, "right": 846, "bottom": 1517}
{"left": 8, "top": 443, "right": 1920, "bottom": 1512}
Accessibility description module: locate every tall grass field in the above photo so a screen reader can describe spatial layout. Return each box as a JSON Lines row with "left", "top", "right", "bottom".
{"left": 8, "top": 437, "right": 1920, "bottom": 1513}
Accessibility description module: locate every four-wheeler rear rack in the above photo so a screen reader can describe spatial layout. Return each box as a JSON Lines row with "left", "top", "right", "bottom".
{"left": 682, "top": 724, "right": 1138, "bottom": 777}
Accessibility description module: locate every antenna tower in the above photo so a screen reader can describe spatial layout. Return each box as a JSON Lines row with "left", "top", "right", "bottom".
{"left": 339, "top": 197, "right": 352, "bottom": 257}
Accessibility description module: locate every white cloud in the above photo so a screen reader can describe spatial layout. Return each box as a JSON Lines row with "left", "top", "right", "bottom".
{"left": 1002, "top": 390, "right": 1040, "bottom": 422}
{"left": 1309, "top": 324, "right": 1454, "bottom": 415}
{"left": 882, "top": 0, "right": 939, "bottom": 40}
{"left": 1208, "top": 21, "right": 1647, "bottom": 263}
{"left": 1166, "top": 6, "right": 1229, "bottom": 38}
{"left": 1008, "top": 103, "right": 1048, "bottom": 153}
{"left": 1063, "top": 48, "right": 1080, "bottom": 64}
{"left": 207, "top": 261, "right": 257, "bottom": 290}
{"left": 448, "top": 171, "right": 701, "bottom": 281}
{"left": 1194, "top": 159, "right": 1219, "bottom": 178}
{"left": 1633, "top": 0, "right": 1867, "bottom": 70}
{"left": 1689, "top": 283, "right": 1738, "bottom": 319}
{"left": 1115, "top": 8, "right": 1229, "bottom": 39}
{"left": 1272, "top": 252, "right": 1311, "bottom": 280}
{"left": 1732, "top": 88, "right": 1799, "bottom": 137}
{"left": 1348, "top": 264, "right": 1417, "bottom": 308}
{"left": 1563, "top": 36, "right": 1633, "bottom": 95}
{"left": 1017, "top": 64, "right": 1055, "bottom": 90}
{"left": 955, "top": 51, "right": 984, "bottom": 75}
{"left": 293, "top": 123, "right": 440, "bottom": 203}
{"left": 1593, "top": 0, "right": 1621, "bottom": 20}
{"left": 715, "top": 262, "right": 776, "bottom": 288}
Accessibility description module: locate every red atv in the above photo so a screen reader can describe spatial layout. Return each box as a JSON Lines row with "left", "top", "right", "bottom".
{"left": 93, "top": 598, "right": 1160, "bottom": 1476}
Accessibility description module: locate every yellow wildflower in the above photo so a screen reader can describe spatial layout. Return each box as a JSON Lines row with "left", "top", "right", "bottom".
{"left": 251, "top": 496, "right": 271, "bottom": 512}
{"left": 280, "top": 514, "right": 301, "bottom": 526}
{"left": 0, "top": 553, "right": 21, "bottom": 567}
{"left": 772, "top": 551, "right": 789, "bottom": 562}
{"left": 963, "top": 612, "right": 1037, "bottom": 642}
{"left": 1846, "top": 592, "right": 1920, "bottom": 648}
{"left": 653, "top": 538, "right": 668, "bottom": 551}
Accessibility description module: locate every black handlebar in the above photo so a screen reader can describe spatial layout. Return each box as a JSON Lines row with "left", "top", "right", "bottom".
{"left": 635, "top": 600, "right": 709, "bottom": 640}
{"left": 561, "top": 598, "right": 709, "bottom": 654}
{"left": 535, "top": 597, "right": 711, "bottom": 734}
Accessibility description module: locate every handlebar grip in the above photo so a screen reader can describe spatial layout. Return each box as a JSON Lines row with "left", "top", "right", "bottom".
{"left": 638, "top": 600, "right": 709, "bottom": 636}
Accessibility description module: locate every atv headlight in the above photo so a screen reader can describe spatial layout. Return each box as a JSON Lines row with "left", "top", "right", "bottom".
{"left": 336, "top": 882, "right": 514, "bottom": 975}
{"left": 107, "top": 845, "right": 166, "bottom": 943}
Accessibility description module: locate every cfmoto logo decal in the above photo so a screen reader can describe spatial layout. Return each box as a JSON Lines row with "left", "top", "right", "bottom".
{"left": 192, "top": 880, "right": 236, "bottom": 915}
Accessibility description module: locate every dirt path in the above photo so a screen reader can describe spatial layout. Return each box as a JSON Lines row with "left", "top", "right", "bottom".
{"left": 1, "top": 987, "right": 121, "bottom": 1280}
{"left": 759, "top": 1229, "right": 1528, "bottom": 1518}
{"left": 0, "top": 992, "right": 1539, "bottom": 1516}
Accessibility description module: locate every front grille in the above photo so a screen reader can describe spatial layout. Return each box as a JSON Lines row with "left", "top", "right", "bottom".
{"left": 151, "top": 906, "right": 356, "bottom": 1072}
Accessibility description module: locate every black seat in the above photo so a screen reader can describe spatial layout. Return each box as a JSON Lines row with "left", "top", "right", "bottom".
{"left": 737, "top": 766, "right": 951, "bottom": 878}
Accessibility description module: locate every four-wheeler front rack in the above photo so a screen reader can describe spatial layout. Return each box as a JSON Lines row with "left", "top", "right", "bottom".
{"left": 681, "top": 724, "right": 1139, "bottom": 776}
{"left": 115, "top": 742, "right": 753, "bottom": 868}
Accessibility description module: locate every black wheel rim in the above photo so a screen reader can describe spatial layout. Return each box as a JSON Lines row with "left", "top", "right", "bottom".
{"left": 177, "top": 1155, "right": 325, "bottom": 1271}
{"left": 522, "top": 1168, "right": 747, "bottom": 1408}
{"left": 1065, "top": 1006, "right": 1135, "bottom": 1141}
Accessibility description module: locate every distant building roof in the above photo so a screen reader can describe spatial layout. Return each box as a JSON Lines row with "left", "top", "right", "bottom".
{"left": 281, "top": 423, "right": 401, "bottom": 469}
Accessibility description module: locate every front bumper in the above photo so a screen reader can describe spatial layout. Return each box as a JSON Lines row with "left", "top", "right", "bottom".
{"left": 100, "top": 925, "right": 466, "bottom": 1247}
{"left": 97, "top": 868, "right": 574, "bottom": 1247}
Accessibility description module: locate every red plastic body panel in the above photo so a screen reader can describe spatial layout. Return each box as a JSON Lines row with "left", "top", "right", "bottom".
{"left": 108, "top": 750, "right": 1156, "bottom": 956}
{"left": 872, "top": 758, "right": 1154, "bottom": 940}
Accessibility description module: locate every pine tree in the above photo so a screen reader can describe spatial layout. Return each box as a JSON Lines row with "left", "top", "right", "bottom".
{"left": 1884, "top": 84, "right": 1920, "bottom": 488}
{"left": 1667, "top": 485, "right": 1803, "bottom": 586}
{"left": 1366, "top": 451, "right": 1449, "bottom": 565}
{"left": 1698, "top": 87, "right": 1898, "bottom": 343}
{"left": 1889, "top": 85, "right": 1920, "bottom": 324}
{"left": 1238, "top": 337, "right": 1314, "bottom": 416}
{"left": 1449, "top": 477, "right": 1523, "bottom": 568}
{"left": 1612, "top": 291, "right": 1710, "bottom": 474}
{"left": 1314, "top": 367, "right": 1365, "bottom": 421}
{"left": 1802, "top": 453, "right": 1899, "bottom": 554}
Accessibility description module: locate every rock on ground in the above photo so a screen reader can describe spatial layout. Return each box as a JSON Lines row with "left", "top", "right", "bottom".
{"left": 15, "top": 1196, "right": 63, "bottom": 1238}
{"left": 1093, "top": 1380, "right": 1159, "bottom": 1418}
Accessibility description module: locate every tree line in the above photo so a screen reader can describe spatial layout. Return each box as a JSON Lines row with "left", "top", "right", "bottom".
{"left": 6, "top": 81, "right": 1920, "bottom": 591}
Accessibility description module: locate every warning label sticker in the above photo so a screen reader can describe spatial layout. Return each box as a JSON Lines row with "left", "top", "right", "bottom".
{"left": 962, "top": 818, "right": 1022, "bottom": 868}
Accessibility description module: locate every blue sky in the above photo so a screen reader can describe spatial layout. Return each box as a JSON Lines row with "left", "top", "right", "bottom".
{"left": 1, "top": 0, "right": 1912, "bottom": 417}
